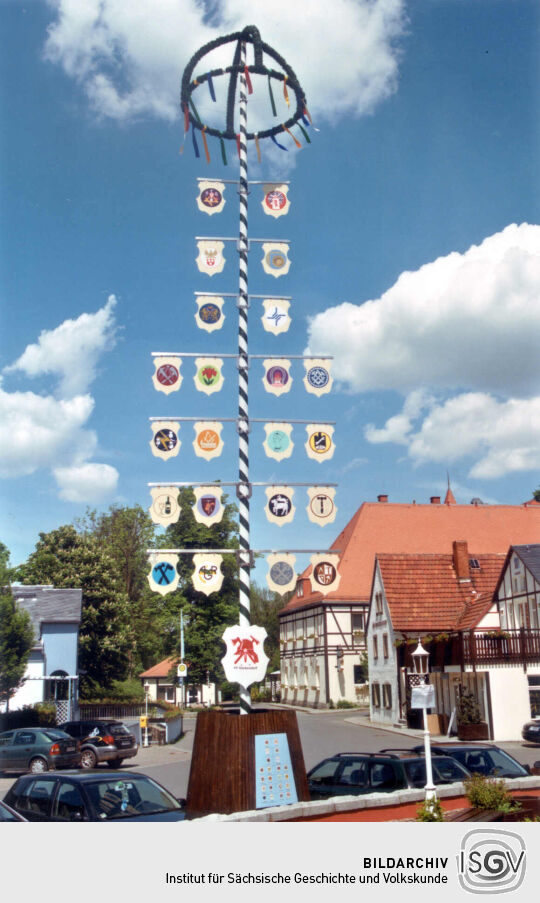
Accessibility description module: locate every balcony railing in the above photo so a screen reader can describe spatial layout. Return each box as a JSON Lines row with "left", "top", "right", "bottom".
{"left": 398, "top": 629, "right": 540, "bottom": 669}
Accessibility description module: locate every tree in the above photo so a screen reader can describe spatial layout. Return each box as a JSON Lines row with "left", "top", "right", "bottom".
{"left": 250, "top": 584, "right": 285, "bottom": 672}
{"left": 533, "top": 487, "right": 540, "bottom": 502}
{"left": 19, "top": 526, "right": 130, "bottom": 696}
{"left": 156, "top": 487, "right": 240, "bottom": 686}
{"left": 76, "top": 505, "right": 163, "bottom": 676}
{"left": 0, "top": 545, "right": 34, "bottom": 712}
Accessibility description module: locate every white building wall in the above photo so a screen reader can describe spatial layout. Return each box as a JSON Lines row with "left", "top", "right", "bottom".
{"left": 484, "top": 666, "right": 540, "bottom": 741}
{"left": 5, "top": 655, "right": 44, "bottom": 712}
{"left": 367, "top": 565, "right": 400, "bottom": 725}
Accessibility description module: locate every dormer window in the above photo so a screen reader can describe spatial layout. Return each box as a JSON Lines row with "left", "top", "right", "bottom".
{"left": 469, "top": 558, "right": 480, "bottom": 569}
{"left": 296, "top": 581, "right": 304, "bottom": 598}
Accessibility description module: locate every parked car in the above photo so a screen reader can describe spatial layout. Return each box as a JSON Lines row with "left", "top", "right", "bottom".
{"left": 4, "top": 770, "right": 186, "bottom": 822}
{"left": 58, "top": 719, "right": 138, "bottom": 768}
{"left": 307, "top": 750, "right": 471, "bottom": 800}
{"left": 0, "top": 799, "right": 27, "bottom": 821}
{"left": 0, "top": 727, "right": 81, "bottom": 774}
{"left": 522, "top": 719, "right": 540, "bottom": 744}
{"left": 413, "top": 743, "right": 534, "bottom": 778}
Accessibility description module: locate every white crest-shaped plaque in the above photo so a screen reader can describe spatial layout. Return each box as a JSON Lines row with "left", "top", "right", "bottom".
{"left": 306, "top": 487, "right": 337, "bottom": 527}
{"left": 221, "top": 625, "right": 269, "bottom": 687}
{"left": 147, "top": 553, "right": 180, "bottom": 596}
{"left": 149, "top": 487, "right": 181, "bottom": 526}
{"left": 196, "top": 240, "right": 225, "bottom": 275}
{"left": 263, "top": 423, "right": 294, "bottom": 461}
{"left": 265, "top": 486, "right": 295, "bottom": 526}
{"left": 261, "top": 299, "right": 291, "bottom": 334}
{"left": 266, "top": 553, "right": 297, "bottom": 596}
{"left": 305, "top": 424, "right": 335, "bottom": 462}
{"left": 261, "top": 242, "right": 291, "bottom": 278}
{"left": 193, "top": 421, "right": 224, "bottom": 460}
{"left": 261, "top": 184, "right": 290, "bottom": 218}
{"left": 303, "top": 359, "right": 333, "bottom": 396}
{"left": 191, "top": 552, "right": 224, "bottom": 596}
{"left": 150, "top": 421, "right": 181, "bottom": 460}
{"left": 197, "top": 180, "right": 226, "bottom": 215}
{"left": 309, "top": 553, "right": 341, "bottom": 596}
{"left": 195, "top": 296, "right": 225, "bottom": 332}
{"left": 152, "top": 356, "right": 182, "bottom": 395}
{"left": 411, "top": 685, "right": 436, "bottom": 709}
{"left": 193, "top": 357, "right": 224, "bottom": 395}
{"left": 262, "top": 359, "right": 292, "bottom": 396}
{"left": 192, "top": 486, "right": 224, "bottom": 526}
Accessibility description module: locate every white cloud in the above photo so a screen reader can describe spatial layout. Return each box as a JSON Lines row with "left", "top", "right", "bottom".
{"left": 53, "top": 462, "right": 119, "bottom": 502}
{"left": 367, "top": 391, "right": 540, "bottom": 479}
{"left": 365, "top": 389, "right": 434, "bottom": 444}
{"left": 307, "top": 224, "right": 540, "bottom": 397}
{"left": 4, "top": 296, "right": 118, "bottom": 397}
{"left": 0, "top": 387, "right": 96, "bottom": 478}
{"left": 1, "top": 298, "right": 119, "bottom": 501}
{"left": 43, "top": 0, "right": 406, "bottom": 123}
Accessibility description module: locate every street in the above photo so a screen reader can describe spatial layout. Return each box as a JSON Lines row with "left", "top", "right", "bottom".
{"left": 2, "top": 707, "right": 540, "bottom": 803}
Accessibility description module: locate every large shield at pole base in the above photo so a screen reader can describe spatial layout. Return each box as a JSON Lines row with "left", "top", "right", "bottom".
{"left": 221, "top": 625, "right": 269, "bottom": 687}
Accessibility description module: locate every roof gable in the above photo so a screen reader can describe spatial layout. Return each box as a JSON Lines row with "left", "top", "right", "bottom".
{"left": 12, "top": 585, "right": 82, "bottom": 642}
{"left": 280, "top": 500, "right": 540, "bottom": 614}
{"left": 377, "top": 552, "right": 504, "bottom": 632}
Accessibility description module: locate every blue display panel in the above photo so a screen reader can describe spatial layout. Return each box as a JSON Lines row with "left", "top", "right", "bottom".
{"left": 254, "top": 732, "right": 298, "bottom": 809}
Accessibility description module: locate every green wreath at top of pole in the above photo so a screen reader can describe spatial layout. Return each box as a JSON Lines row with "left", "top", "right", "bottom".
{"left": 180, "top": 25, "right": 310, "bottom": 142}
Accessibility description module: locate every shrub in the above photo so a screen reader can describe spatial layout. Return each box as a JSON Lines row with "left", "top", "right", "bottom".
{"left": 0, "top": 702, "right": 57, "bottom": 730}
{"left": 464, "top": 773, "right": 521, "bottom": 813}
{"left": 336, "top": 699, "right": 356, "bottom": 709}
{"left": 457, "top": 686, "right": 482, "bottom": 725}
{"left": 416, "top": 798, "right": 444, "bottom": 822}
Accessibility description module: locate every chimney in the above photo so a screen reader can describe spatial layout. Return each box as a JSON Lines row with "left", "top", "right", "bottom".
{"left": 430, "top": 496, "right": 441, "bottom": 504}
{"left": 377, "top": 494, "right": 388, "bottom": 503}
{"left": 453, "top": 540, "right": 470, "bottom": 582}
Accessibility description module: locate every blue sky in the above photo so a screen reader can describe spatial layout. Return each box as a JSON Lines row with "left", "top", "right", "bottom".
{"left": 1, "top": 0, "right": 539, "bottom": 582}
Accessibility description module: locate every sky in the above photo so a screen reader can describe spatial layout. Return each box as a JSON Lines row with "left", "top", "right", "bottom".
{"left": 1, "top": 0, "right": 539, "bottom": 585}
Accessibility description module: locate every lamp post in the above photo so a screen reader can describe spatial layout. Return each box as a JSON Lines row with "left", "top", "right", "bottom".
{"left": 410, "top": 639, "right": 436, "bottom": 803}
{"left": 143, "top": 682, "right": 150, "bottom": 748}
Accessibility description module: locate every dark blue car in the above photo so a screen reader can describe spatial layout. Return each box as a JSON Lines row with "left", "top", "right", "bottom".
{"left": 4, "top": 770, "right": 186, "bottom": 822}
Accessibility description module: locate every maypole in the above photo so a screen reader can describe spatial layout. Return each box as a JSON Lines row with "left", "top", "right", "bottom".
{"left": 146, "top": 25, "right": 341, "bottom": 816}
{"left": 236, "top": 38, "right": 252, "bottom": 715}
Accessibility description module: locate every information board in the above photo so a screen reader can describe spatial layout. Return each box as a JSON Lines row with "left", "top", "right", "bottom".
{"left": 254, "top": 732, "right": 298, "bottom": 809}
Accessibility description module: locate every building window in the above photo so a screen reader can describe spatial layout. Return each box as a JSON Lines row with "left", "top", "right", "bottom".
{"left": 383, "top": 634, "right": 389, "bottom": 659}
{"left": 352, "top": 612, "right": 364, "bottom": 631}
{"left": 375, "top": 592, "right": 383, "bottom": 615}
{"left": 383, "top": 684, "right": 392, "bottom": 709}
{"left": 372, "top": 683, "right": 381, "bottom": 708}
{"left": 528, "top": 676, "right": 540, "bottom": 718}
{"left": 507, "top": 602, "right": 515, "bottom": 630}
{"left": 296, "top": 581, "right": 304, "bottom": 597}
{"left": 354, "top": 664, "right": 367, "bottom": 684}
{"left": 373, "top": 636, "right": 378, "bottom": 660}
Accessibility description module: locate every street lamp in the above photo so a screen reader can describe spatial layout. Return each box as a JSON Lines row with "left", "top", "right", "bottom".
{"left": 410, "top": 639, "right": 436, "bottom": 803}
{"left": 143, "top": 682, "right": 150, "bottom": 748}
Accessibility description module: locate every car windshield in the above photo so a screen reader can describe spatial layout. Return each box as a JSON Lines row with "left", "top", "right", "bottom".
{"left": 108, "top": 723, "right": 129, "bottom": 735}
{"left": 85, "top": 777, "right": 182, "bottom": 820}
{"left": 308, "top": 759, "right": 340, "bottom": 785}
{"left": 483, "top": 749, "right": 527, "bottom": 777}
{"left": 41, "top": 730, "right": 70, "bottom": 741}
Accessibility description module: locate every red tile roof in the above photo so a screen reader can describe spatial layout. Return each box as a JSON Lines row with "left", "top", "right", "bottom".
{"left": 280, "top": 500, "right": 540, "bottom": 614}
{"left": 140, "top": 657, "right": 177, "bottom": 678}
{"left": 375, "top": 552, "right": 505, "bottom": 632}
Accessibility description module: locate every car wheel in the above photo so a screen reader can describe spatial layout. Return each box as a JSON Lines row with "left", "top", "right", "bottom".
{"left": 29, "top": 756, "right": 48, "bottom": 774}
{"left": 80, "top": 748, "right": 98, "bottom": 769}
{"left": 106, "top": 758, "right": 123, "bottom": 768}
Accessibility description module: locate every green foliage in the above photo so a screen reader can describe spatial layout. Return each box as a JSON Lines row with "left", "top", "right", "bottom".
{"left": 250, "top": 584, "right": 284, "bottom": 671}
{"left": 250, "top": 686, "right": 272, "bottom": 702}
{"left": 464, "top": 773, "right": 520, "bottom": 813}
{"left": 336, "top": 699, "right": 356, "bottom": 709}
{"left": 457, "top": 685, "right": 482, "bottom": 725}
{"left": 416, "top": 798, "right": 445, "bottom": 822}
{"left": 19, "top": 524, "right": 131, "bottom": 696}
{"left": 328, "top": 699, "right": 335, "bottom": 709}
{"left": 107, "top": 678, "right": 146, "bottom": 701}
{"left": 158, "top": 487, "right": 240, "bottom": 686}
{"left": 0, "top": 702, "right": 58, "bottom": 730}
{"left": 0, "top": 584, "right": 35, "bottom": 712}
{"left": 533, "top": 486, "right": 540, "bottom": 502}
